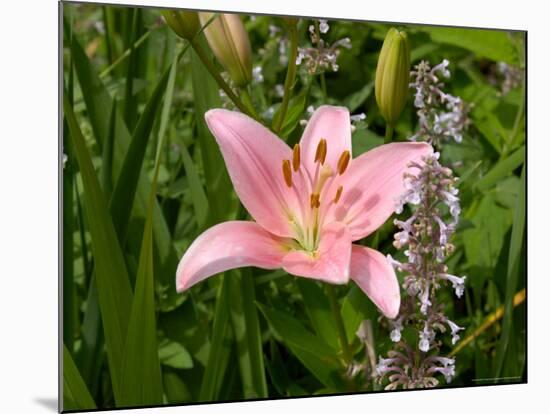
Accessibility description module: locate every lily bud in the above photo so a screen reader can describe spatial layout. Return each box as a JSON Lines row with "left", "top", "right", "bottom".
{"left": 375, "top": 28, "right": 411, "bottom": 126}
{"left": 161, "top": 9, "right": 200, "bottom": 41}
{"left": 199, "top": 13, "right": 252, "bottom": 87}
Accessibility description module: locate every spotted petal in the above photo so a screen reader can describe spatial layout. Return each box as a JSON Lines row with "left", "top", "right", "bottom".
{"left": 176, "top": 221, "right": 289, "bottom": 292}
{"left": 327, "top": 142, "right": 433, "bottom": 240}
{"left": 205, "top": 109, "right": 308, "bottom": 237}
{"left": 350, "top": 245, "right": 400, "bottom": 319}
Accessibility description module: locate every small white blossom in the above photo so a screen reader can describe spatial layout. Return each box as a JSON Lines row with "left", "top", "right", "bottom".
{"left": 446, "top": 319, "right": 464, "bottom": 345}
{"left": 318, "top": 19, "right": 329, "bottom": 34}
{"left": 252, "top": 66, "right": 264, "bottom": 83}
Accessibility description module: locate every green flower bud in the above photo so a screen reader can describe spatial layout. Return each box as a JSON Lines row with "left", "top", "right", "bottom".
{"left": 375, "top": 28, "right": 411, "bottom": 126}
{"left": 199, "top": 13, "right": 252, "bottom": 87}
{"left": 161, "top": 9, "right": 200, "bottom": 41}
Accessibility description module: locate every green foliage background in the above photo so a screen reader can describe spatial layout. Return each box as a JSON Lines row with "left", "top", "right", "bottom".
{"left": 62, "top": 2, "right": 526, "bottom": 411}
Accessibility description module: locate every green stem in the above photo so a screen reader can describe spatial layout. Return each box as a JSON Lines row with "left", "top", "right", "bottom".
{"left": 325, "top": 285, "right": 353, "bottom": 364}
{"left": 240, "top": 88, "right": 260, "bottom": 120}
{"left": 384, "top": 124, "right": 394, "bottom": 144}
{"left": 191, "top": 40, "right": 257, "bottom": 120}
{"left": 99, "top": 29, "right": 152, "bottom": 79}
{"left": 273, "top": 21, "right": 298, "bottom": 133}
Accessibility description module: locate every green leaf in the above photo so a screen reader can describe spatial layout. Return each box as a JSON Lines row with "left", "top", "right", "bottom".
{"left": 64, "top": 91, "right": 133, "bottom": 402}
{"left": 257, "top": 303, "right": 344, "bottom": 389}
{"left": 63, "top": 129, "right": 75, "bottom": 352}
{"left": 474, "top": 145, "right": 524, "bottom": 191}
{"left": 158, "top": 338, "right": 194, "bottom": 369}
{"left": 227, "top": 269, "right": 268, "bottom": 398}
{"left": 279, "top": 88, "right": 309, "bottom": 138}
{"left": 295, "top": 279, "right": 338, "bottom": 349}
{"left": 163, "top": 370, "right": 192, "bottom": 403}
{"left": 119, "top": 200, "right": 163, "bottom": 406}
{"left": 190, "top": 42, "right": 235, "bottom": 223}
{"left": 494, "top": 164, "right": 525, "bottom": 378}
{"left": 65, "top": 20, "right": 181, "bottom": 307}
{"left": 179, "top": 143, "right": 209, "bottom": 230}
{"left": 199, "top": 276, "right": 233, "bottom": 401}
{"left": 63, "top": 344, "right": 96, "bottom": 411}
{"left": 110, "top": 46, "right": 187, "bottom": 244}
{"left": 344, "top": 81, "right": 373, "bottom": 112}
{"left": 341, "top": 284, "right": 378, "bottom": 343}
{"left": 422, "top": 27, "right": 518, "bottom": 64}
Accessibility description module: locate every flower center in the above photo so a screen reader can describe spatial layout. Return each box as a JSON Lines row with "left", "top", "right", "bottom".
{"left": 281, "top": 140, "right": 350, "bottom": 253}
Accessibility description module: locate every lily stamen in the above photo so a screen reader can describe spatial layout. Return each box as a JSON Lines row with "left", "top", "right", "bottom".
{"left": 314, "top": 138, "right": 327, "bottom": 165}
{"left": 292, "top": 144, "right": 301, "bottom": 171}
{"left": 282, "top": 159, "right": 292, "bottom": 187}
{"left": 337, "top": 150, "right": 351, "bottom": 175}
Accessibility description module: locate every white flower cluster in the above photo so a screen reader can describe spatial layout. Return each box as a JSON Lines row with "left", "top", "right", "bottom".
{"left": 376, "top": 152, "right": 467, "bottom": 389}
{"left": 410, "top": 60, "right": 471, "bottom": 146}
{"left": 296, "top": 20, "right": 352, "bottom": 74}
{"left": 376, "top": 348, "right": 457, "bottom": 389}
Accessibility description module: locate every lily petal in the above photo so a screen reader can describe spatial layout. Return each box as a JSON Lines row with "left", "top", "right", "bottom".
{"left": 299, "top": 106, "right": 351, "bottom": 176}
{"left": 328, "top": 142, "right": 433, "bottom": 240}
{"left": 176, "top": 221, "right": 288, "bottom": 292}
{"left": 282, "top": 221, "right": 351, "bottom": 284}
{"left": 350, "top": 245, "right": 400, "bottom": 319}
{"left": 205, "top": 109, "right": 308, "bottom": 237}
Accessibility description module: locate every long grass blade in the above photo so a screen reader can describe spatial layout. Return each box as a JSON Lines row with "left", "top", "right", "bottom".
{"left": 493, "top": 164, "right": 526, "bottom": 378}
{"left": 63, "top": 90, "right": 133, "bottom": 402}
{"left": 63, "top": 344, "right": 97, "bottom": 411}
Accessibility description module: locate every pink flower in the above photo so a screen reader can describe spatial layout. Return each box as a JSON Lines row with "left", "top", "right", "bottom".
{"left": 176, "top": 106, "right": 432, "bottom": 318}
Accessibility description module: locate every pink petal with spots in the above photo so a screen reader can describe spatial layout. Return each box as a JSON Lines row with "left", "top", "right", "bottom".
{"left": 205, "top": 109, "right": 309, "bottom": 237}
{"left": 327, "top": 142, "right": 433, "bottom": 240}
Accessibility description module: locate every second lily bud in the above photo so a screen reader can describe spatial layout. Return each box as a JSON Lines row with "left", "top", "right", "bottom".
{"left": 199, "top": 13, "right": 252, "bottom": 87}
{"left": 375, "top": 28, "right": 411, "bottom": 127}
{"left": 161, "top": 9, "right": 200, "bottom": 41}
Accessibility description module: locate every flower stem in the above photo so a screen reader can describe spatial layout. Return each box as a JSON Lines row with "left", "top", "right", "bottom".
{"left": 191, "top": 39, "right": 258, "bottom": 120}
{"left": 326, "top": 285, "right": 353, "bottom": 364}
{"left": 384, "top": 124, "right": 394, "bottom": 144}
{"left": 240, "top": 87, "right": 260, "bottom": 120}
{"left": 273, "top": 20, "right": 298, "bottom": 134}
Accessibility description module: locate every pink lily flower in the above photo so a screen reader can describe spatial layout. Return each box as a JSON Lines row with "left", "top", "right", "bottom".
{"left": 176, "top": 106, "right": 432, "bottom": 318}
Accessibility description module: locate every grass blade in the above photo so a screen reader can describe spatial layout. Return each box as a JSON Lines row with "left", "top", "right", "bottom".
{"left": 474, "top": 145, "right": 525, "bottom": 192}
{"left": 109, "top": 46, "right": 187, "bottom": 244}
{"left": 190, "top": 44, "right": 235, "bottom": 224}
{"left": 257, "top": 303, "right": 344, "bottom": 390}
{"left": 119, "top": 180, "right": 163, "bottom": 406}
{"left": 494, "top": 164, "right": 526, "bottom": 378}
{"left": 65, "top": 20, "right": 181, "bottom": 306}
{"left": 295, "top": 279, "right": 338, "bottom": 349}
{"left": 64, "top": 91, "right": 133, "bottom": 402}
{"left": 63, "top": 344, "right": 97, "bottom": 411}
{"left": 179, "top": 142, "right": 209, "bottom": 230}
{"left": 228, "top": 269, "right": 268, "bottom": 398}
{"left": 199, "top": 276, "right": 233, "bottom": 401}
